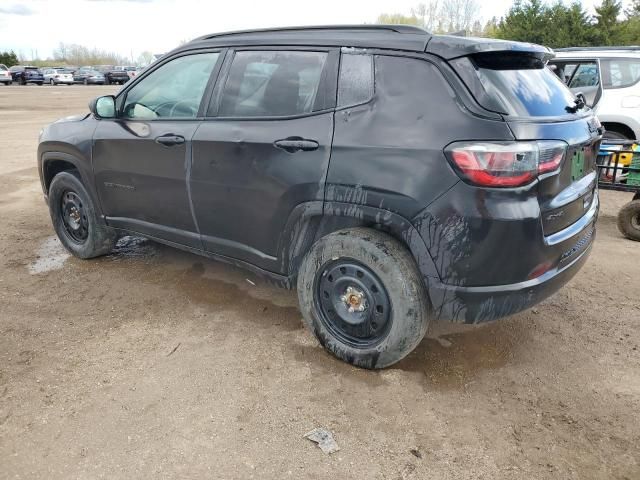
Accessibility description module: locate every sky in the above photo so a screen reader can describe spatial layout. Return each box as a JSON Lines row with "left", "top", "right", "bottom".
{"left": 0, "top": 0, "right": 626, "bottom": 62}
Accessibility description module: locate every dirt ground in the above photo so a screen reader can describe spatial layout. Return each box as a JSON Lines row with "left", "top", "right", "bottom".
{"left": 0, "top": 84, "right": 638, "bottom": 480}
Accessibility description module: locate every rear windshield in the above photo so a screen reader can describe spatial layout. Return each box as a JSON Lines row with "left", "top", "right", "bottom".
{"left": 454, "top": 52, "right": 578, "bottom": 117}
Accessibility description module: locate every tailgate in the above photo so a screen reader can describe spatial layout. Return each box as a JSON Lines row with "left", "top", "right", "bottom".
{"left": 508, "top": 117, "right": 601, "bottom": 235}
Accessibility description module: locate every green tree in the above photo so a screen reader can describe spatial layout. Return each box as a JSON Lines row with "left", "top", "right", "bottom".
{"left": 492, "top": 0, "right": 595, "bottom": 48}
{"left": 493, "top": 0, "right": 549, "bottom": 45}
{"left": 594, "top": 0, "right": 623, "bottom": 45}
{"left": 0, "top": 50, "right": 19, "bottom": 67}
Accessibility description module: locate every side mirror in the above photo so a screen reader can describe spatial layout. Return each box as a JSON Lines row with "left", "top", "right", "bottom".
{"left": 89, "top": 95, "right": 116, "bottom": 119}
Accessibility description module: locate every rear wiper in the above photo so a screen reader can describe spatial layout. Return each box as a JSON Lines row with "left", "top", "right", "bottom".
{"left": 565, "top": 92, "right": 586, "bottom": 113}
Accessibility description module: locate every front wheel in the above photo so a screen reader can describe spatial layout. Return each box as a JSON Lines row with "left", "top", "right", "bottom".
{"left": 617, "top": 199, "right": 640, "bottom": 241}
{"left": 49, "top": 171, "right": 117, "bottom": 258}
{"left": 297, "top": 228, "right": 430, "bottom": 369}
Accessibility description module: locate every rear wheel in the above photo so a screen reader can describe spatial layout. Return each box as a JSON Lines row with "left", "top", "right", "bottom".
{"left": 49, "top": 171, "right": 117, "bottom": 258}
{"left": 617, "top": 199, "right": 640, "bottom": 241}
{"left": 297, "top": 228, "right": 430, "bottom": 369}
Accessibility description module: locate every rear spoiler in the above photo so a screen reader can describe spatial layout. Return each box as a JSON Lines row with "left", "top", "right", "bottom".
{"left": 426, "top": 34, "right": 553, "bottom": 61}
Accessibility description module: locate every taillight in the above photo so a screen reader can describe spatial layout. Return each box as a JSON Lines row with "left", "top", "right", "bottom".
{"left": 445, "top": 141, "right": 567, "bottom": 188}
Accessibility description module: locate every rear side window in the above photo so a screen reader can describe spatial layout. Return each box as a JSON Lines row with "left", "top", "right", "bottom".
{"left": 218, "top": 50, "right": 327, "bottom": 117}
{"left": 337, "top": 53, "right": 373, "bottom": 107}
{"left": 453, "top": 52, "right": 577, "bottom": 117}
{"left": 601, "top": 58, "right": 640, "bottom": 89}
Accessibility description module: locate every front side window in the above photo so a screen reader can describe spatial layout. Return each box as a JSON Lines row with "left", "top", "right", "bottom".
{"left": 218, "top": 50, "right": 327, "bottom": 117}
{"left": 337, "top": 53, "right": 374, "bottom": 107}
{"left": 122, "top": 52, "right": 220, "bottom": 119}
{"left": 601, "top": 58, "right": 640, "bottom": 89}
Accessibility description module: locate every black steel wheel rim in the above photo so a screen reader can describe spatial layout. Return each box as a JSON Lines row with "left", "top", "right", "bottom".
{"left": 61, "top": 190, "right": 89, "bottom": 243}
{"left": 314, "top": 259, "right": 392, "bottom": 348}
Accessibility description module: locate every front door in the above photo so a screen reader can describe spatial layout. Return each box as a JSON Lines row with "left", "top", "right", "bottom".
{"left": 92, "top": 51, "right": 222, "bottom": 248}
{"left": 190, "top": 49, "right": 337, "bottom": 271}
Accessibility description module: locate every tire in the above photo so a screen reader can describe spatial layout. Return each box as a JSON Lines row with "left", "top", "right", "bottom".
{"left": 617, "top": 200, "right": 640, "bottom": 241}
{"left": 603, "top": 129, "right": 631, "bottom": 141}
{"left": 297, "top": 228, "right": 430, "bottom": 369}
{"left": 37, "top": 82, "right": 43, "bottom": 86}
{"left": 48, "top": 171, "right": 117, "bottom": 258}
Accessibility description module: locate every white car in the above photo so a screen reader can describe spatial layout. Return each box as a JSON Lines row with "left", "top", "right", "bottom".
{"left": 550, "top": 48, "right": 640, "bottom": 140}
{"left": 42, "top": 68, "right": 74, "bottom": 85}
{"left": 0, "top": 64, "right": 12, "bottom": 85}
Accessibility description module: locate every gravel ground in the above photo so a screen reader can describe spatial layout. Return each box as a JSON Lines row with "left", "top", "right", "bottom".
{"left": 0, "top": 85, "right": 638, "bottom": 480}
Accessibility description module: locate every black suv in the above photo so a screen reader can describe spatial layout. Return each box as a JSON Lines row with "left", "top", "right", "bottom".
{"left": 38, "top": 26, "right": 601, "bottom": 368}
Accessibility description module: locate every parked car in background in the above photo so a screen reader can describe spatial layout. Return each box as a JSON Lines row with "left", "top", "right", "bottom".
{"left": 95, "top": 65, "right": 129, "bottom": 85}
{"left": 0, "top": 64, "right": 12, "bottom": 85}
{"left": 43, "top": 67, "right": 74, "bottom": 85}
{"left": 73, "top": 68, "right": 105, "bottom": 85}
{"left": 38, "top": 26, "right": 601, "bottom": 369}
{"left": 114, "top": 65, "right": 139, "bottom": 80}
{"left": 9, "top": 65, "right": 44, "bottom": 85}
{"left": 550, "top": 48, "right": 640, "bottom": 140}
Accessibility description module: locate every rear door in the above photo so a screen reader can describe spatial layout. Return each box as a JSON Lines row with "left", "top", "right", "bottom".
{"left": 190, "top": 48, "right": 338, "bottom": 271}
{"left": 92, "top": 51, "right": 223, "bottom": 248}
{"left": 549, "top": 58, "right": 603, "bottom": 108}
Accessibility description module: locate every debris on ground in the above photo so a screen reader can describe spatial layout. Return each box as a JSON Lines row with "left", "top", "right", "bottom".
{"left": 304, "top": 427, "right": 340, "bottom": 454}
{"left": 167, "top": 343, "right": 181, "bottom": 357}
{"left": 245, "top": 279, "right": 256, "bottom": 286}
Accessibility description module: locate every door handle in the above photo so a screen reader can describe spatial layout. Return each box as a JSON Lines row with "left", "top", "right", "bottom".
{"left": 155, "top": 134, "right": 185, "bottom": 147}
{"left": 273, "top": 137, "right": 319, "bottom": 153}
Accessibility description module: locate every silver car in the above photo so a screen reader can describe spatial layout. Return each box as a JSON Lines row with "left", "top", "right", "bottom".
{"left": 43, "top": 68, "right": 74, "bottom": 85}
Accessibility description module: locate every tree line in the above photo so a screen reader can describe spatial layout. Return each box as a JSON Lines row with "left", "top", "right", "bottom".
{"left": 378, "top": 0, "right": 640, "bottom": 48}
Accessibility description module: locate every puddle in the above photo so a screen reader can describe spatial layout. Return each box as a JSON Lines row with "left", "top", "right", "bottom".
{"left": 28, "top": 236, "right": 70, "bottom": 274}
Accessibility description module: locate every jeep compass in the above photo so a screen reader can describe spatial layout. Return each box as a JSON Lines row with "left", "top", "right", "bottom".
{"left": 38, "top": 26, "right": 601, "bottom": 368}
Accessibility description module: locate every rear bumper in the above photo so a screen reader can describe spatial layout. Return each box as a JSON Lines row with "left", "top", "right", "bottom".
{"left": 428, "top": 237, "right": 593, "bottom": 323}
{"left": 419, "top": 188, "right": 598, "bottom": 324}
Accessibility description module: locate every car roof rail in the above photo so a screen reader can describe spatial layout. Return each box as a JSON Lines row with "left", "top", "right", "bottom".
{"left": 195, "top": 24, "right": 428, "bottom": 42}
{"left": 555, "top": 46, "right": 640, "bottom": 52}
